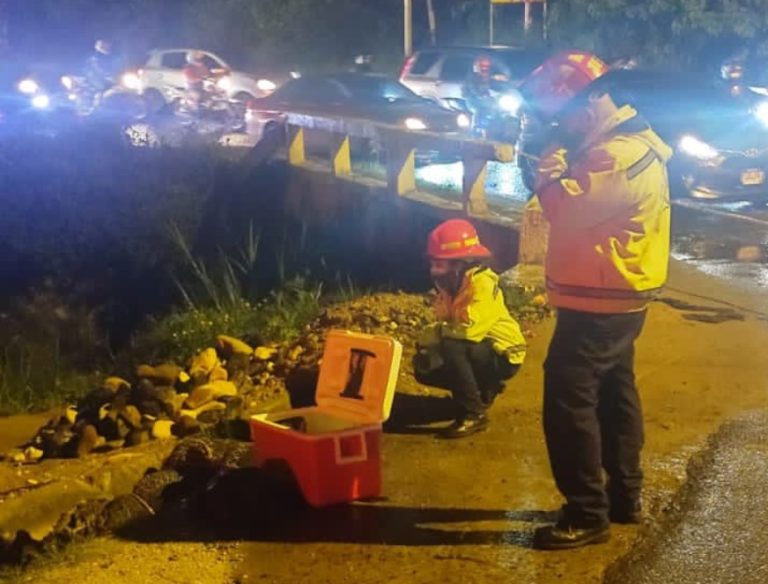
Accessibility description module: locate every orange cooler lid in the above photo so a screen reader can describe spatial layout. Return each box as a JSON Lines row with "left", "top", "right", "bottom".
{"left": 315, "top": 330, "right": 403, "bottom": 424}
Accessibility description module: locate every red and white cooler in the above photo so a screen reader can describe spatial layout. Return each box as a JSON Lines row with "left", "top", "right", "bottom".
{"left": 250, "top": 329, "right": 402, "bottom": 507}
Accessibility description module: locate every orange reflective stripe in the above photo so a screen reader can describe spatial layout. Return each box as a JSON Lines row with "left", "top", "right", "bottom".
{"left": 439, "top": 236, "right": 480, "bottom": 251}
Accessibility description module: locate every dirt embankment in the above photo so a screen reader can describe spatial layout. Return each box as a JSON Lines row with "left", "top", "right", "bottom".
{"left": 2, "top": 265, "right": 767, "bottom": 584}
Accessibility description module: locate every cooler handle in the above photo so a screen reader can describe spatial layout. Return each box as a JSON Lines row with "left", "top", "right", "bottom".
{"left": 333, "top": 432, "right": 368, "bottom": 464}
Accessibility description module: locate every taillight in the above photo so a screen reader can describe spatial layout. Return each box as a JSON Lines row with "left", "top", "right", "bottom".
{"left": 400, "top": 55, "right": 416, "bottom": 79}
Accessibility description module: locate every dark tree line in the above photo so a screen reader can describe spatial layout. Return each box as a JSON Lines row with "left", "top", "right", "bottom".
{"left": 3, "top": 0, "right": 768, "bottom": 71}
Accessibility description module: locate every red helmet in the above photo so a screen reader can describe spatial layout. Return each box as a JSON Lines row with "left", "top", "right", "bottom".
{"left": 519, "top": 51, "right": 609, "bottom": 119}
{"left": 427, "top": 219, "right": 492, "bottom": 260}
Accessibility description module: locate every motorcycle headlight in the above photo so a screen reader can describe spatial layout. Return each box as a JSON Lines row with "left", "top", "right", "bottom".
{"left": 18, "top": 78, "right": 39, "bottom": 95}
{"left": 31, "top": 94, "right": 51, "bottom": 110}
{"left": 217, "top": 76, "right": 234, "bottom": 92}
{"left": 754, "top": 101, "right": 768, "bottom": 127}
{"left": 456, "top": 113, "right": 471, "bottom": 129}
{"left": 498, "top": 93, "right": 523, "bottom": 115}
{"left": 404, "top": 117, "right": 428, "bottom": 131}
{"left": 257, "top": 78, "right": 277, "bottom": 92}
{"left": 678, "top": 135, "right": 719, "bottom": 160}
{"left": 121, "top": 72, "right": 142, "bottom": 91}
{"left": 61, "top": 75, "right": 74, "bottom": 91}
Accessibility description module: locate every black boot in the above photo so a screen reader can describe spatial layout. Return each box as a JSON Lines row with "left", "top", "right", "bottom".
{"left": 534, "top": 520, "right": 611, "bottom": 550}
{"left": 439, "top": 414, "right": 488, "bottom": 439}
{"left": 609, "top": 499, "right": 643, "bottom": 524}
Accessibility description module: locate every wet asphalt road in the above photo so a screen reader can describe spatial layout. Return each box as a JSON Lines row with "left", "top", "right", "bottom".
{"left": 606, "top": 412, "right": 768, "bottom": 584}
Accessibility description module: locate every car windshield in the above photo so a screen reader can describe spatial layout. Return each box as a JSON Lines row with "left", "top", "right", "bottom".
{"left": 599, "top": 70, "right": 768, "bottom": 147}
{"left": 494, "top": 49, "right": 549, "bottom": 79}
{"left": 336, "top": 76, "right": 422, "bottom": 103}
{"left": 602, "top": 72, "right": 750, "bottom": 119}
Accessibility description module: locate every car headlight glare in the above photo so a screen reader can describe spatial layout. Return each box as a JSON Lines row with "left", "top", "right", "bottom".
{"left": 257, "top": 78, "right": 277, "bottom": 92}
{"left": 404, "top": 117, "right": 428, "bottom": 130}
{"left": 498, "top": 92, "right": 523, "bottom": 115}
{"left": 31, "top": 94, "right": 51, "bottom": 110}
{"left": 678, "top": 135, "right": 719, "bottom": 160}
{"left": 217, "top": 76, "right": 234, "bottom": 92}
{"left": 18, "top": 78, "right": 39, "bottom": 95}
{"left": 456, "top": 113, "right": 471, "bottom": 129}
{"left": 121, "top": 72, "right": 142, "bottom": 91}
{"left": 754, "top": 101, "right": 768, "bottom": 126}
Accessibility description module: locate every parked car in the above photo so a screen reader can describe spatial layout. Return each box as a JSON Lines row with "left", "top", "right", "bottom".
{"left": 128, "top": 49, "right": 296, "bottom": 112}
{"left": 245, "top": 72, "right": 472, "bottom": 138}
{"left": 399, "top": 45, "right": 548, "bottom": 106}
{"left": 602, "top": 69, "right": 768, "bottom": 200}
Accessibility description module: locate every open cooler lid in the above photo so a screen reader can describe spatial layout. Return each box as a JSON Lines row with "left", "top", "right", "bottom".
{"left": 315, "top": 329, "right": 403, "bottom": 424}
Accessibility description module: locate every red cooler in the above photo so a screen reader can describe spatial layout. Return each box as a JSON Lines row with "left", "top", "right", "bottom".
{"left": 250, "top": 330, "right": 402, "bottom": 507}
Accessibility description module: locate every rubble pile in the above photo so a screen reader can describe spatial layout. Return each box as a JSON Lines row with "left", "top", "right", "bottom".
{"left": 12, "top": 335, "right": 283, "bottom": 461}
{"left": 8, "top": 290, "right": 542, "bottom": 463}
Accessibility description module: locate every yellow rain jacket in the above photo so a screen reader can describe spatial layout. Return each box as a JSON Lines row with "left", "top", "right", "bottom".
{"left": 535, "top": 105, "right": 674, "bottom": 313}
{"left": 433, "top": 266, "right": 527, "bottom": 365}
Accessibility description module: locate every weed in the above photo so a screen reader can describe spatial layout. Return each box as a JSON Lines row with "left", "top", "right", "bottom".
{"left": 133, "top": 226, "right": 324, "bottom": 363}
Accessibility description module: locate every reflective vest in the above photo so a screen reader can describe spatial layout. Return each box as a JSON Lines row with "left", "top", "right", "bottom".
{"left": 434, "top": 267, "right": 527, "bottom": 365}
{"left": 535, "top": 105, "right": 674, "bottom": 313}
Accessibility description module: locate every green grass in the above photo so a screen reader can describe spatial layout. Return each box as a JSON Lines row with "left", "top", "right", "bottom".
{"left": 132, "top": 224, "right": 324, "bottom": 364}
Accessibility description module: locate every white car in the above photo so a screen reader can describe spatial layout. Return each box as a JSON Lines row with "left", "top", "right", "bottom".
{"left": 125, "top": 48, "right": 295, "bottom": 111}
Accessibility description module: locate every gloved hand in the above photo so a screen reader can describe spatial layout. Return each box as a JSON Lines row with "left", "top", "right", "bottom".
{"left": 536, "top": 147, "right": 570, "bottom": 187}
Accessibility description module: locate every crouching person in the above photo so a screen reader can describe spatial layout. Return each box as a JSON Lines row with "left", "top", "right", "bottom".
{"left": 414, "top": 219, "right": 527, "bottom": 439}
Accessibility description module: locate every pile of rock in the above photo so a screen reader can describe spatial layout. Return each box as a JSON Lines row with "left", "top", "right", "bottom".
{"left": 17, "top": 335, "right": 279, "bottom": 461}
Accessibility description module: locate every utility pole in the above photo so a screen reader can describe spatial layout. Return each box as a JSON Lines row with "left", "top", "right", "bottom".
{"left": 524, "top": 1, "right": 533, "bottom": 33}
{"left": 426, "top": 0, "right": 437, "bottom": 45}
{"left": 404, "top": 0, "right": 413, "bottom": 56}
{"left": 489, "top": 2, "right": 495, "bottom": 45}
{"left": 0, "top": 0, "right": 8, "bottom": 55}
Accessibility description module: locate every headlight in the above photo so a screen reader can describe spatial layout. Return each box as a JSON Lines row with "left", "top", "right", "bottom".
{"left": 18, "top": 78, "right": 39, "bottom": 95}
{"left": 456, "top": 113, "right": 471, "bottom": 129}
{"left": 678, "top": 135, "right": 719, "bottom": 160}
{"left": 257, "top": 78, "right": 277, "bottom": 92}
{"left": 217, "top": 76, "right": 234, "bottom": 92}
{"left": 290, "top": 71, "right": 302, "bottom": 79}
{"left": 61, "top": 75, "right": 74, "bottom": 90}
{"left": 498, "top": 92, "right": 523, "bottom": 115}
{"left": 754, "top": 101, "right": 768, "bottom": 126}
{"left": 404, "top": 117, "right": 428, "bottom": 130}
{"left": 31, "top": 94, "right": 51, "bottom": 110}
{"left": 121, "top": 72, "right": 142, "bottom": 91}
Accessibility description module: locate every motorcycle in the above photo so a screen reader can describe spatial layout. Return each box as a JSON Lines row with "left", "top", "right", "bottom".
{"left": 442, "top": 86, "right": 523, "bottom": 143}
{"left": 170, "top": 75, "right": 245, "bottom": 132}
{"left": 60, "top": 72, "right": 146, "bottom": 119}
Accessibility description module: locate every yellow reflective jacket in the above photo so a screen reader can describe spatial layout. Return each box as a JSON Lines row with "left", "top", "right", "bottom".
{"left": 535, "top": 105, "right": 674, "bottom": 313}
{"left": 433, "top": 266, "right": 527, "bottom": 365}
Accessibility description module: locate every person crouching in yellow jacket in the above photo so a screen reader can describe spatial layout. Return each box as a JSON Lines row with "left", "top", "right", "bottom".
{"left": 414, "top": 219, "right": 527, "bottom": 439}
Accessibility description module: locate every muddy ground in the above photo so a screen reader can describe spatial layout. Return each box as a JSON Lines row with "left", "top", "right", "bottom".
{"left": 2, "top": 260, "right": 767, "bottom": 584}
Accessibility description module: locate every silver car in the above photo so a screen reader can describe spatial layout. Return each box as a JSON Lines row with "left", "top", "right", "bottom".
{"left": 129, "top": 48, "right": 296, "bottom": 111}
{"left": 399, "top": 45, "right": 547, "bottom": 106}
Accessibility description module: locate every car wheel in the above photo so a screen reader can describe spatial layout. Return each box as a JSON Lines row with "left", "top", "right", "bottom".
{"left": 234, "top": 91, "right": 255, "bottom": 104}
{"left": 143, "top": 89, "right": 166, "bottom": 115}
{"left": 233, "top": 91, "right": 255, "bottom": 117}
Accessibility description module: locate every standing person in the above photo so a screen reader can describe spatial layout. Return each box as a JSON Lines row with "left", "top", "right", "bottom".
{"left": 85, "top": 39, "right": 124, "bottom": 100}
{"left": 414, "top": 219, "right": 527, "bottom": 439}
{"left": 518, "top": 51, "right": 673, "bottom": 549}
